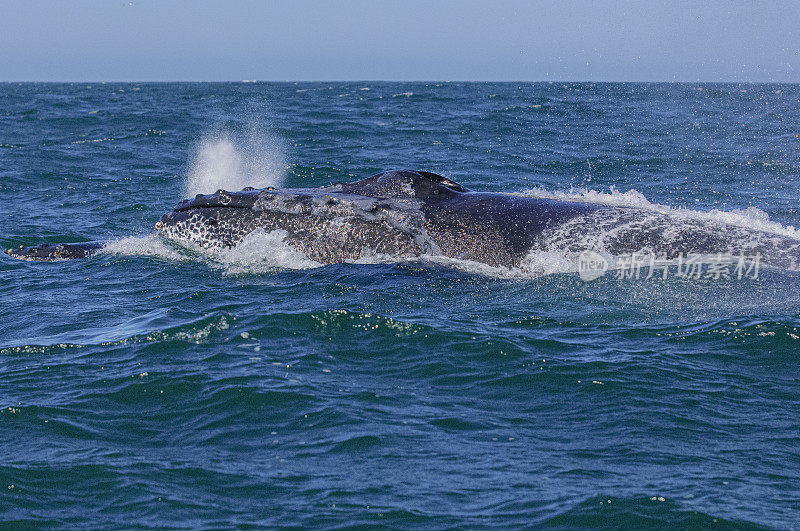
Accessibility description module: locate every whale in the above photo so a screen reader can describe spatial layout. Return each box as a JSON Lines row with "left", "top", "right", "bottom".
{"left": 153, "top": 170, "right": 603, "bottom": 267}
{"left": 7, "top": 170, "right": 800, "bottom": 271}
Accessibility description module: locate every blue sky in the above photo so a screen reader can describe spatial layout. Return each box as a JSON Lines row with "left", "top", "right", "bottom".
{"left": 2, "top": 0, "right": 798, "bottom": 81}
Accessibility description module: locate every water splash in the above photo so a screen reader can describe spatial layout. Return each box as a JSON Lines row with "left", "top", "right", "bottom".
{"left": 518, "top": 186, "right": 800, "bottom": 240}
{"left": 207, "top": 230, "right": 322, "bottom": 275}
{"left": 102, "top": 234, "right": 189, "bottom": 261}
{"left": 185, "top": 125, "right": 286, "bottom": 197}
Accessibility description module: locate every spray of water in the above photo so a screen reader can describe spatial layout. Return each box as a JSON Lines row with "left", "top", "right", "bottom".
{"left": 185, "top": 124, "right": 286, "bottom": 197}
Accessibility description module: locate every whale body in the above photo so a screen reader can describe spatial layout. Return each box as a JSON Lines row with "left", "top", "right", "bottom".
{"left": 7, "top": 170, "right": 800, "bottom": 270}
{"left": 154, "top": 170, "right": 601, "bottom": 267}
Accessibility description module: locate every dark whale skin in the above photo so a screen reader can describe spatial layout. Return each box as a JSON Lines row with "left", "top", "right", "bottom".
{"left": 154, "top": 170, "right": 603, "bottom": 267}
{"left": 13, "top": 170, "right": 799, "bottom": 270}
{"left": 6, "top": 241, "right": 105, "bottom": 261}
{"left": 6, "top": 170, "right": 603, "bottom": 265}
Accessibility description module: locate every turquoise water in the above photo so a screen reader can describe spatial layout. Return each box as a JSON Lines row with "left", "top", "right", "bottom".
{"left": 1, "top": 82, "right": 799, "bottom": 528}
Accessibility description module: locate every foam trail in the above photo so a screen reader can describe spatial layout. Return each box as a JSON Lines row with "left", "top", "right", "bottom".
{"left": 185, "top": 124, "right": 286, "bottom": 197}
{"left": 419, "top": 251, "right": 576, "bottom": 280}
{"left": 518, "top": 186, "right": 800, "bottom": 239}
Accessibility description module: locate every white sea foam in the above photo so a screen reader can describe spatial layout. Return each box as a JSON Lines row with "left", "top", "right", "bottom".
{"left": 102, "top": 231, "right": 320, "bottom": 275}
{"left": 102, "top": 234, "right": 189, "bottom": 261}
{"left": 517, "top": 186, "right": 800, "bottom": 240}
{"left": 419, "top": 251, "right": 579, "bottom": 280}
{"left": 205, "top": 230, "right": 321, "bottom": 275}
{"left": 185, "top": 124, "right": 286, "bottom": 197}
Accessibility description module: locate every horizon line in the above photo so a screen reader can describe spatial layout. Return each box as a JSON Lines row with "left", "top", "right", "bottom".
{"left": 1, "top": 79, "right": 798, "bottom": 84}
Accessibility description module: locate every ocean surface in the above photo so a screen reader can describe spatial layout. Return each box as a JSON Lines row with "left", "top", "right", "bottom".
{"left": 1, "top": 82, "right": 799, "bottom": 528}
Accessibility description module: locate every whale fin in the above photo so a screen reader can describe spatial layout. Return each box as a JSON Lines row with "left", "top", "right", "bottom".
{"left": 6, "top": 241, "right": 104, "bottom": 261}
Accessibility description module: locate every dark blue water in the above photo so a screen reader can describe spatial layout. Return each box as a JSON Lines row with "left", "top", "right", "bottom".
{"left": 2, "top": 82, "right": 799, "bottom": 528}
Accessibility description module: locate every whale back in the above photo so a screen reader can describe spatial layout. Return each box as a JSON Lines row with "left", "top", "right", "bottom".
{"left": 338, "top": 170, "right": 468, "bottom": 200}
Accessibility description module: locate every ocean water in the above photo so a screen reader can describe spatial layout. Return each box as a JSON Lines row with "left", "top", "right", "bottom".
{"left": 1, "top": 82, "right": 799, "bottom": 528}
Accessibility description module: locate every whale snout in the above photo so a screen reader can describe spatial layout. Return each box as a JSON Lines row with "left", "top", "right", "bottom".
{"left": 6, "top": 242, "right": 104, "bottom": 261}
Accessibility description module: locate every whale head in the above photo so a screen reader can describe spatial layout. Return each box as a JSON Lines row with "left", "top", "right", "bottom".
{"left": 154, "top": 171, "right": 455, "bottom": 259}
